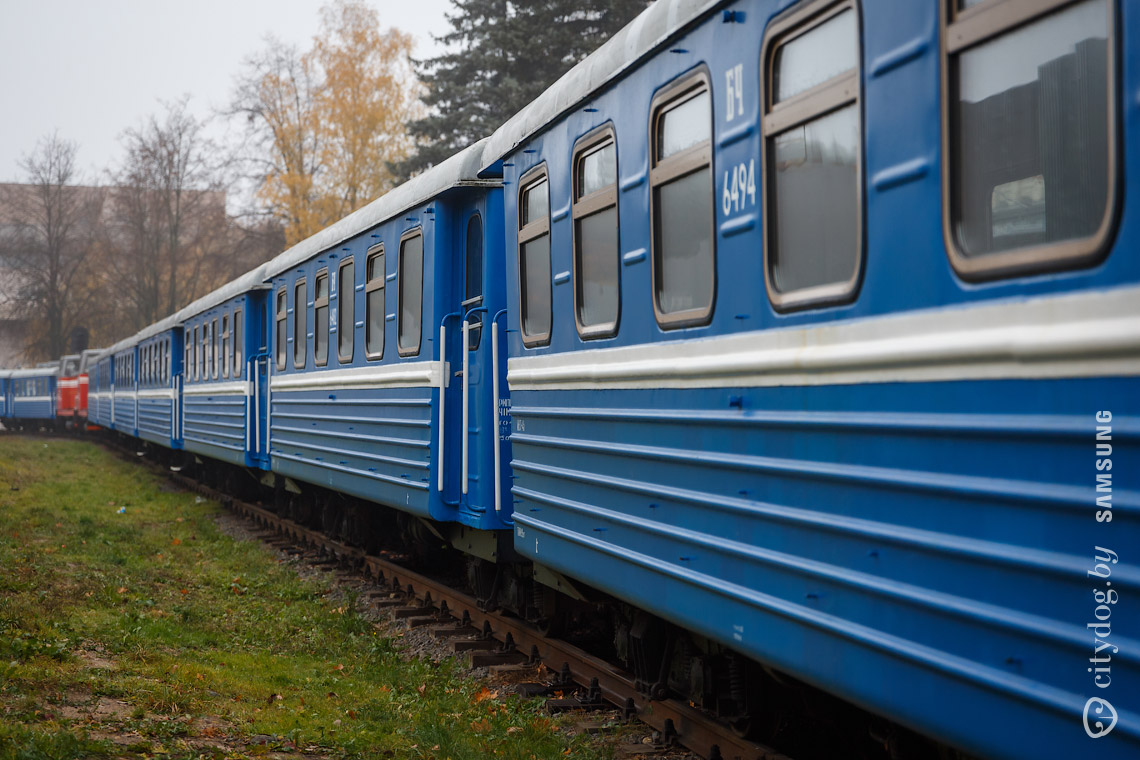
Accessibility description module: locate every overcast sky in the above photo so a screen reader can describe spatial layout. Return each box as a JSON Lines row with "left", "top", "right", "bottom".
{"left": 0, "top": 0, "right": 454, "bottom": 183}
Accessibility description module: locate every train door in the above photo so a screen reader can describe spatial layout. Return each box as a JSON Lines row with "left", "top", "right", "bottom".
{"left": 248, "top": 290, "right": 271, "bottom": 469}
{"left": 449, "top": 191, "right": 511, "bottom": 523}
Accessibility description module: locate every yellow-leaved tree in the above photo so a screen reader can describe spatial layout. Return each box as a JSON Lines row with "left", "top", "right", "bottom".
{"left": 232, "top": 0, "right": 421, "bottom": 246}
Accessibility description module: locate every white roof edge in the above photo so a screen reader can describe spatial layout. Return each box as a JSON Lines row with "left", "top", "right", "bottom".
{"left": 8, "top": 367, "right": 59, "bottom": 378}
{"left": 262, "top": 139, "right": 493, "bottom": 282}
{"left": 92, "top": 140, "right": 494, "bottom": 365}
{"left": 480, "top": 0, "right": 722, "bottom": 165}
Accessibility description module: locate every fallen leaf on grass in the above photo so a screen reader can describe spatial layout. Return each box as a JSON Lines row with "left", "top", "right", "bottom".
{"left": 474, "top": 687, "right": 498, "bottom": 702}
{"left": 507, "top": 726, "right": 522, "bottom": 734}
{"left": 117, "top": 587, "right": 128, "bottom": 594}
{"left": 171, "top": 538, "right": 182, "bottom": 546}
{"left": 416, "top": 684, "right": 427, "bottom": 696}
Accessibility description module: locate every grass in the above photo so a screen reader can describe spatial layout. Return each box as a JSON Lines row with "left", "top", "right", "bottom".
{"left": 0, "top": 437, "right": 615, "bottom": 760}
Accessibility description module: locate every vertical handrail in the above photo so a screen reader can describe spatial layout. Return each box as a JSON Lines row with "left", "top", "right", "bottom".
{"left": 437, "top": 322, "right": 447, "bottom": 491}
{"left": 492, "top": 317, "right": 501, "bottom": 511}
{"left": 461, "top": 320, "right": 470, "bottom": 494}
{"left": 252, "top": 357, "right": 260, "bottom": 454}
{"left": 490, "top": 308, "right": 508, "bottom": 513}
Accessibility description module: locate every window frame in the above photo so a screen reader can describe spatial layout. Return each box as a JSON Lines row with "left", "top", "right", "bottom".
{"left": 193, "top": 325, "right": 201, "bottom": 381}
{"left": 275, "top": 288, "right": 287, "bottom": 371}
{"left": 293, "top": 278, "right": 308, "bottom": 370}
{"left": 314, "top": 268, "right": 330, "bottom": 367}
{"left": 572, "top": 125, "right": 621, "bottom": 340}
{"left": 338, "top": 258, "right": 355, "bottom": 363}
{"left": 648, "top": 68, "right": 717, "bottom": 329}
{"left": 364, "top": 245, "right": 385, "bottom": 360}
{"left": 397, "top": 229, "right": 424, "bottom": 358}
{"left": 233, "top": 308, "right": 243, "bottom": 378}
{"left": 940, "top": 0, "right": 1118, "bottom": 280}
{"left": 221, "top": 314, "right": 230, "bottom": 379}
{"left": 517, "top": 164, "right": 553, "bottom": 347}
{"left": 759, "top": 0, "right": 863, "bottom": 311}
{"left": 465, "top": 213, "right": 484, "bottom": 351}
{"left": 212, "top": 317, "right": 220, "bottom": 379}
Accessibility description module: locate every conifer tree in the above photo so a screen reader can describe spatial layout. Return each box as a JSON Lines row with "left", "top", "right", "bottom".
{"left": 394, "top": 0, "right": 651, "bottom": 178}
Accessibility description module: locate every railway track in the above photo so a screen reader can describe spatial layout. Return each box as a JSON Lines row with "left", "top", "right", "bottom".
{"left": 147, "top": 466, "right": 791, "bottom": 760}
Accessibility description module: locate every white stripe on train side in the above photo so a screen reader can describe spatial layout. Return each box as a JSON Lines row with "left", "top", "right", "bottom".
{"left": 508, "top": 286, "right": 1140, "bottom": 391}
{"left": 183, "top": 381, "right": 252, "bottom": 397}
{"left": 136, "top": 388, "right": 178, "bottom": 400}
{"left": 269, "top": 360, "right": 445, "bottom": 392}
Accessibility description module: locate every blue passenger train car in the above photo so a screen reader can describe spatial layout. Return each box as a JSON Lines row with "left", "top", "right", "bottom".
{"left": 136, "top": 320, "right": 184, "bottom": 450}
{"left": 489, "top": 0, "right": 1139, "bottom": 758}
{"left": 179, "top": 268, "right": 271, "bottom": 469}
{"left": 109, "top": 343, "right": 139, "bottom": 437}
{"left": 265, "top": 141, "right": 512, "bottom": 532}
{"left": 90, "top": 353, "right": 113, "bottom": 430}
{"left": 8, "top": 367, "right": 58, "bottom": 423}
{"left": 0, "top": 370, "right": 11, "bottom": 421}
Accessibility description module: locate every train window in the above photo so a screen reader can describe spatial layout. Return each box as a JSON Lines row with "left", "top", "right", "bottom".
{"left": 233, "top": 309, "right": 243, "bottom": 378}
{"left": 465, "top": 214, "right": 483, "bottom": 350}
{"left": 572, "top": 127, "right": 620, "bottom": 338}
{"left": 365, "top": 246, "right": 385, "bottom": 359}
{"left": 397, "top": 231, "right": 423, "bottom": 357}
{"left": 293, "top": 279, "right": 307, "bottom": 369}
{"left": 338, "top": 259, "right": 355, "bottom": 363}
{"left": 944, "top": 0, "right": 1115, "bottom": 278}
{"left": 276, "top": 288, "right": 287, "bottom": 371}
{"left": 761, "top": 0, "right": 861, "bottom": 310}
{"left": 193, "top": 326, "right": 200, "bottom": 380}
{"left": 650, "top": 72, "right": 715, "bottom": 327}
{"left": 518, "top": 167, "right": 552, "bottom": 346}
{"left": 185, "top": 329, "right": 192, "bottom": 381}
{"left": 314, "top": 269, "right": 329, "bottom": 367}
{"left": 221, "top": 315, "right": 230, "bottom": 378}
{"left": 212, "top": 318, "right": 220, "bottom": 379}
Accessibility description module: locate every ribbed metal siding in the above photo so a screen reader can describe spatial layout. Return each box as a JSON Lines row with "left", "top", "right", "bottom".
{"left": 137, "top": 398, "right": 174, "bottom": 447}
{"left": 183, "top": 393, "right": 247, "bottom": 465}
{"left": 509, "top": 380, "right": 1139, "bottom": 759}
{"left": 269, "top": 388, "right": 433, "bottom": 515}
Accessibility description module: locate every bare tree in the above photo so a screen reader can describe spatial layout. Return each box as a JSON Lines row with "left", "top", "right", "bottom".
{"left": 104, "top": 99, "right": 230, "bottom": 329}
{"left": 0, "top": 133, "right": 102, "bottom": 359}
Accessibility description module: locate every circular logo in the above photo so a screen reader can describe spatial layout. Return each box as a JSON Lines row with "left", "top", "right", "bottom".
{"left": 1084, "top": 697, "right": 1118, "bottom": 739}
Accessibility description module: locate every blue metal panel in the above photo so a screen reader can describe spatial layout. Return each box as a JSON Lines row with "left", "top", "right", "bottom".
{"left": 499, "top": 1, "right": 1140, "bottom": 758}
{"left": 266, "top": 187, "right": 512, "bottom": 530}
{"left": 270, "top": 388, "right": 433, "bottom": 513}
{"left": 181, "top": 290, "right": 267, "bottom": 468}
{"left": 137, "top": 327, "right": 183, "bottom": 449}
{"left": 510, "top": 379, "right": 1140, "bottom": 760}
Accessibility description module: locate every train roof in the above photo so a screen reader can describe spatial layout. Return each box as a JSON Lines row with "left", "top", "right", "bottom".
{"left": 8, "top": 367, "right": 59, "bottom": 378}
{"left": 481, "top": 0, "right": 719, "bottom": 165}
{"left": 262, "top": 139, "right": 494, "bottom": 282}
{"left": 170, "top": 264, "right": 271, "bottom": 326}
